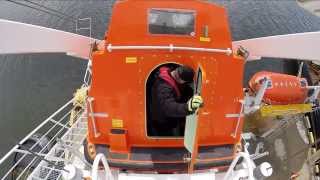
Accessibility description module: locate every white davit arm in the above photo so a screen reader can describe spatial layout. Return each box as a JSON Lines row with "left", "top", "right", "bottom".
{"left": 232, "top": 31, "right": 320, "bottom": 62}
{"left": 0, "top": 19, "right": 101, "bottom": 60}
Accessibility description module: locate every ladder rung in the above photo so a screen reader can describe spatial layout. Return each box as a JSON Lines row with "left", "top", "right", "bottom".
{"left": 77, "top": 27, "right": 90, "bottom": 30}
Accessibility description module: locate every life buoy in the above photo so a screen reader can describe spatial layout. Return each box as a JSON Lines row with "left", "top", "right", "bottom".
{"left": 249, "top": 71, "right": 308, "bottom": 105}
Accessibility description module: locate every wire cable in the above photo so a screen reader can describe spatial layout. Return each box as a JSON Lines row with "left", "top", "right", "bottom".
{"left": 4, "top": 0, "right": 74, "bottom": 21}
{"left": 23, "top": 0, "right": 75, "bottom": 20}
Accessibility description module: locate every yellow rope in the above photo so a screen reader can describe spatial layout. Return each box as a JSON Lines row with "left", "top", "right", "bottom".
{"left": 69, "top": 87, "right": 88, "bottom": 126}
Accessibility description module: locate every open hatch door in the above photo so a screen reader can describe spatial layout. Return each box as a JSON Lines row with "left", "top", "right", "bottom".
{"left": 184, "top": 66, "right": 202, "bottom": 172}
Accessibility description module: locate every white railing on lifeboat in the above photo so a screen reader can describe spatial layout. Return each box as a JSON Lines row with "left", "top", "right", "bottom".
{"left": 83, "top": 59, "right": 92, "bottom": 87}
{"left": 91, "top": 154, "right": 114, "bottom": 180}
{"left": 106, "top": 44, "right": 233, "bottom": 55}
{"left": 83, "top": 150, "right": 271, "bottom": 180}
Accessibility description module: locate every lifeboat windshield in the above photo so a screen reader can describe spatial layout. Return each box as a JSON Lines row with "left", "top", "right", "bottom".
{"left": 148, "top": 9, "right": 195, "bottom": 36}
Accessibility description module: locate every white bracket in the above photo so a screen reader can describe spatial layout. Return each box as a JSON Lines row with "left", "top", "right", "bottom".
{"left": 306, "top": 85, "right": 320, "bottom": 104}
{"left": 231, "top": 100, "right": 244, "bottom": 138}
{"left": 297, "top": 61, "right": 304, "bottom": 78}
{"left": 88, "top": 97, "right": 100, "bottom": 138}
{"left": 92, "top": 154, "right": 114, "bottom": 180}
{"left": 244, "top": 79, "right": 270, "bottom": 114}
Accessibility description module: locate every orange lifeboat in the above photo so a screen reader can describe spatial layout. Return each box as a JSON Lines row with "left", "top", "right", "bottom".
{"left": 84, "top": 0, "right": 245, "bottom": 172}
{"left": 249, "top": 71, "right": 308, "bottom": 105}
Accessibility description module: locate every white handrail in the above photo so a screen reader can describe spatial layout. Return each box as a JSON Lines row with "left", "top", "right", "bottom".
{"left": 106, "top": 44, "right": 233, "bottom": 55}
{"left": 92, "top": 153, "right": 114, "bottom": 180}
{"left": 307, "top": 85, "right": 320, "bottom": 89}
{"left": 223, "top": 152, "right": 256, "bottom": 180}
{"left": 0, "top": 98, "right": 74, "bottom": 165}
{"left": 231, "top": 101, "right": 244, "bottom": 138}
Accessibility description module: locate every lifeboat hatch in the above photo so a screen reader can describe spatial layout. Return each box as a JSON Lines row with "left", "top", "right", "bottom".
{"left": 146, "top": 63, "right": 194, "bottom": 137}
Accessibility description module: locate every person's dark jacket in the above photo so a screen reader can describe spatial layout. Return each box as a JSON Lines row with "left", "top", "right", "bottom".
{"left": 150, "top": 69, "right": 193, "bottom": 136}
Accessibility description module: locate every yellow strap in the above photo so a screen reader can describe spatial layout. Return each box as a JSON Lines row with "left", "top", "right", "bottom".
{"left": 260, "top": 104, "right": 312, "bottom": 117}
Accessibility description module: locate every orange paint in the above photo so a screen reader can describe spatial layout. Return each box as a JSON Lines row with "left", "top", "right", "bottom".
{"left": 86, "top": 0, "right": 245, "bottom": 171}
{"left": 249, "top": 71, "right": 308, "bottom": 105}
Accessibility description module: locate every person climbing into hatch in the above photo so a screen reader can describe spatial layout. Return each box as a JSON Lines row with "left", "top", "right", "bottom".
{"left": 150, "top": 65, "right": 204, "bottom": 136}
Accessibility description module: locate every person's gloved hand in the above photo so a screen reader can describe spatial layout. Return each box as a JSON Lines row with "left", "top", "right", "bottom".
{"left": 187, "top": 95, "right": 203, "bottom": 112}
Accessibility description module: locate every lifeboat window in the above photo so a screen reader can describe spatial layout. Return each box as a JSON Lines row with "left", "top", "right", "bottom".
{"left": 148, "top": 9, "right": 195, "bottom": 36}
